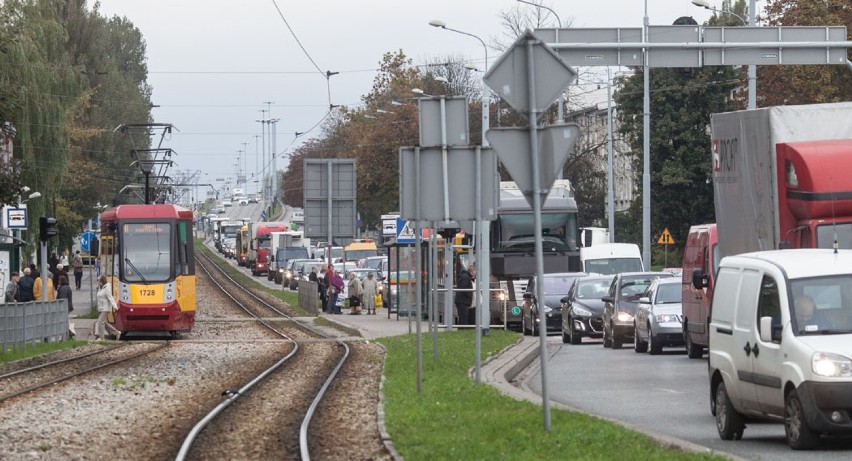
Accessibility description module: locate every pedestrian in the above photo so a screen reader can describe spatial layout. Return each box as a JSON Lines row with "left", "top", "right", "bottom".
{"left": 455, "top": 263, "right": 476, "bottom": 325}
{"left": 59, "top": 251, "right": 69, "bottom": 267}
{"left": 53, "top": 264, "right": 68, "bottom": 292}
{"left": 362, "top": 272, "right": 379, "bottom": 315}
{"left": 33, "top": 269, "right": 56, "bottom": 301}
{"left": 94, "top": 258, "right": 101, "bottom": 277}
{"left": 72, "top": 250, "right": 84, "bottom": 290}
{"left": 348, "top": 272, "right": 363, "bottom": 315}
{"left": 56, "top": 275, "right": 73, "bottom": 313}
{"left": 5, "top": 272, "right": 19, "bottom": 303}
{"left": 318, "top": 267, "right": 329, "bottom": 313}
{"left": 48, "top": 252, "right": 59, "bottom": 273}
{"left": 17, "top": 268, "right": 35, "bottom": 302}
{"left": 95, "top": 275, "right": 121, "bottom": 340}
{"left": 329, "top": 269, "right": 344, "bottom": 314}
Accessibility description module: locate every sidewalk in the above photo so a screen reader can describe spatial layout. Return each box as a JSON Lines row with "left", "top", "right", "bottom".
{"left": 68, "top": 266, "right": 100, "bottom": 340}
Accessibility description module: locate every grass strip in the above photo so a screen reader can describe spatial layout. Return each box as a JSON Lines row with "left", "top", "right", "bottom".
{"left": 379, "top": 330, "right": 727, "bottom": 461}
{"left": 0, "top": 340, "right": 92, "bottom": 364}
{"left": 195, "top": 238, "right": 304, "bottom": 314}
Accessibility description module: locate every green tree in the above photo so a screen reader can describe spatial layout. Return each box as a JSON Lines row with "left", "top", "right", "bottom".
{"left": 614, "top": 65, "right": 738, "bottom": 264}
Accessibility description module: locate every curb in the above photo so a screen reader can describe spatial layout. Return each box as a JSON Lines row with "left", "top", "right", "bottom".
{"left": 374, "top": 341, "right": 404, "bottom": 461}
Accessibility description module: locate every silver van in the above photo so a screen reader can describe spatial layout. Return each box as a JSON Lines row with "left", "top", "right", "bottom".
{"left": 708, "top": 249, "right": 852, "bottom": 449}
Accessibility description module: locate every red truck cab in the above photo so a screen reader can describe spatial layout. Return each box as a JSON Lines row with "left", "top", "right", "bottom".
{"left": 251, "top": 223, "right": 289, "bottom": 276}
{"left": 681, "top": 223, "right": 718, "bottom": 359}
{"left": 776, "top": 140, "right": 852, "bottom": 249}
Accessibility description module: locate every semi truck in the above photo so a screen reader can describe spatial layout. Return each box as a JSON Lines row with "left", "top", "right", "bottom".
{"left": 491, "top": 180, "right": 582, "bottom": 328}
{"left": 682, "top": 102, "right": 852, "bottom": 358}
{"left": 248, "top": 221, "right": 290, "bottom": 276}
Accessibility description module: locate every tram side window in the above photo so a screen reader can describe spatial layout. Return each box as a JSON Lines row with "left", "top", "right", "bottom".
{"left": 178, "top": 222, "right": 194, "bottom": 276}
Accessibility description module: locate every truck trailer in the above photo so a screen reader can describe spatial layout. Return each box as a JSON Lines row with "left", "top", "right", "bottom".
{"left": 682, "top": 102, "right": 852, "bottom": 358}
{"left": 248, "top": 222, "right": 290, "bottom": 276}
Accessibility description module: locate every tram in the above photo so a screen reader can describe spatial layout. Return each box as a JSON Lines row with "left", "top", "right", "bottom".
{"left": 98, "top": 204, "right": 197, "bottom": 335}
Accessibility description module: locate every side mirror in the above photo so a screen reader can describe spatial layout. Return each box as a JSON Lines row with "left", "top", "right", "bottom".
{"left": 601, "top": 295, "right": 613, "bottom": 303}
{"left": 522, "top": 292, "right": 533, "bottom": 300}
{"left": 639, "top": 296, "right": 650, "bottom": 304}
{"left": 560, "top": 296, "right": 570, "bottom": 303}
{"left": 692, "top": 269, "right": 708, "bottom": 289}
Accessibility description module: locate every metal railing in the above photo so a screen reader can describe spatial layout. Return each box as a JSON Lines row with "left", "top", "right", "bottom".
{"left": 0, "top": 300, "right": 70, "bottom": 352}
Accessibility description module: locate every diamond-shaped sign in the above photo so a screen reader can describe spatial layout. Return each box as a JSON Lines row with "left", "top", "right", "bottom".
{"left": 486, "top": 124, "right": 581, "bottom": 206}
{"left": 483, "top": 29, "right": 577, "bottom": 120}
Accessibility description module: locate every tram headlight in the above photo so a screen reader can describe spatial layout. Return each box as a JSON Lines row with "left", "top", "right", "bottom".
{"left": 165, "top": 282, "right": 175, "bottom": 302}
{"left": 120, "top": 282, "right": 130, "bottom": 303}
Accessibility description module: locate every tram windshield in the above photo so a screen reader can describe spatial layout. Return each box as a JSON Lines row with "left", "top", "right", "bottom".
{"left": 122, "top": 223, "right": 172, "bottom": 283}
{"left": 492, "top": 212, "right": 578, "bottom": 253}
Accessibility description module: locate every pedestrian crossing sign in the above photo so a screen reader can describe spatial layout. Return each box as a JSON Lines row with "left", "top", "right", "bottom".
{"left": 657, "top": 228, "right": 675, "bottom": 245}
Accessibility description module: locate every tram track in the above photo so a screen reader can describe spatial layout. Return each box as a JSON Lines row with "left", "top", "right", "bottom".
{"left": 0, "top": 342, "right": 170, "bottom": 405}
{"left": 177, "top": 252, "right": 351, "bottom": 460}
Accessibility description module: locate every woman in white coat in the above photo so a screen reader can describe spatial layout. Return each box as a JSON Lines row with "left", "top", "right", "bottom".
{"left": 95, "top": 275, "right": 121, "bottom": 340}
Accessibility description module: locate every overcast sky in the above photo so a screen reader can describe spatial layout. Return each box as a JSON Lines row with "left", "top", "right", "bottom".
{"left": 94, "top": 0, "right": 729, "bottom": 195}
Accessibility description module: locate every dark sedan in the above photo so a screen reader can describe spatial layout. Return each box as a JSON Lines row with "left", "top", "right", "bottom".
{"left": 602, "top": 272, "right": 674, "bottom": 349}
{"left": 561, "top": 275, "right": 615, "bottom": 344}
{"left": 521, "top": 272, "right": 587, "bottom": 336}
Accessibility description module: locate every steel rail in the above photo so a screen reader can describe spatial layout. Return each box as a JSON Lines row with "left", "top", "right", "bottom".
{"left": 0, "top": 342, "right": 169, "bottom": 404}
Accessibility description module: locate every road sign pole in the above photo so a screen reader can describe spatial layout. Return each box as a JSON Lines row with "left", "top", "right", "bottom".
{"left": 523, "top": 38, "right": 551, "bottom": 432}
{"left": 414, "top": 148, "right": 423, "bottom": 394}
{"left": 474, "top": 146, "right": 482, "bottom": 385}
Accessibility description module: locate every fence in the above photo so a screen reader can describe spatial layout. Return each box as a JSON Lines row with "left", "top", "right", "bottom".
{"left": 298, "top": 281, "right": 320, "bottom": 316}
{"left": 0, "top": 300, "right": 69, "bottom": 352}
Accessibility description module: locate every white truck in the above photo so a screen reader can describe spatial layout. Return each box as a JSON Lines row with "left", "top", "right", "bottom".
{"left": 268, "top": 230, "right": 311, "bottom": 283}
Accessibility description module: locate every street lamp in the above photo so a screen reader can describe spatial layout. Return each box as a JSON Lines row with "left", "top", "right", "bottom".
{"left": 691, "top": 0, "right": 756, "bottom": 109}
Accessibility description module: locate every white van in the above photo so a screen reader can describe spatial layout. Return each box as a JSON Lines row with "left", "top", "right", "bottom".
{"left": 580, "top": 243, "right": 643, "bottom": 275}
{"left": 708, "top": 249, "right": 852, "bottom": 449}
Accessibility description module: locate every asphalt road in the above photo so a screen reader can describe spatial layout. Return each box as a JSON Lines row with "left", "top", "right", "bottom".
{"left": 522, "top": 336, "right": 852, "bottom": 460}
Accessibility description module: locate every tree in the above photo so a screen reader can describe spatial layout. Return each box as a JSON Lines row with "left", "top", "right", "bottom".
{"left": 757, "top": 0, "right": 852, "bottom": 106}
{"left": 614, "top": 65, "right": 738, "bottom": 264}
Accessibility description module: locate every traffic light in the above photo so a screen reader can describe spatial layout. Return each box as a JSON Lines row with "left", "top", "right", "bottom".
{"left": 39, "top": 216, "right": 58, "bottom": 241}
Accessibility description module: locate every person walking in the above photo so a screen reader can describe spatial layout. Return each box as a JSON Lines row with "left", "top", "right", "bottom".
{"left": 362, "top": 272, "right": 379, "bottom": 315}
{"left": 95, "top": 275, "right": 121, "bottom": 340}
{"left": 48, "top": 252, "right": 59, "bottom": 274}
{"left": 57, "top": 275, "right": 76, "bottom": 339}
{"left": 56, "top": 275, "right": 73, "bottom": 313}
{"left": 455, "top": 263, "right": 476, "bottom": 325}
{"left": 329, "top": 269, "right": 344, "bottom": 315}
{"left": 5, "top": 272, "right": 19, "bottom": 303}
{"left": 347, "top": 272, "right": 363, "bottom": 315}
{"left": 17, "top": 268, "right": 35, "bottom": 302}
{"left": 59, "top": 251, "right": 69, "bottom": 267}
{"left": 72, "top": 250, "right": 84, "bottom": 290}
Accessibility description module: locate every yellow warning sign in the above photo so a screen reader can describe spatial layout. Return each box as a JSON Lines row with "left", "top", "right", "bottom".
{"left": 657, "top": 228, "right": 675, "bottom": 245}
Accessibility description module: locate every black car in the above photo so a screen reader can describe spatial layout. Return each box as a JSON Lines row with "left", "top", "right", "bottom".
{"left": 561, "top": 275, "right": 614, "bottom": 344}
{"left": 602, "top": 272, "right": 674, "bottom": 349}
{"left": 521, "top": 272, "right": 586, "bottom": 336}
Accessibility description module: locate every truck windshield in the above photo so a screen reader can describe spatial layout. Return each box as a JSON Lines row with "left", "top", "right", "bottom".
{"left": 585, "top": 258, "right": 643, "bottom": 275}
{"left": 121, "top": 222, "right": 172, "bottom": 283}
{"left": 258, "top": 236, "right": 272, "bottom": 250}
{"left": 346, "top": 249, "right": 378, "bottom": 261}
{"left": 790, "top": 276, "right": 852, "bottom": 335}
{"left": 816, "top": 223, "right": 852, "bottom": 249}
{"left": 277, "top": 247, "right": 308, "bottom": 261}
{"left": 493, "top": 213, "right": 578, "bottom": 253}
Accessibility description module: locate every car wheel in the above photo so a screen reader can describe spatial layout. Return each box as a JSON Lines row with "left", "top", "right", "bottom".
{"left": 715, "top": 381, "right": 745, "bottom": 441}
{"left": 569, "top": 319, "right": 582, "bottom": 345}
{"left": 648, "top": 327, "right": 663, "bottom": 355}
{"left": 785, "top": 389, "right": 820, "bottom": 450}
{"left": 686, "top": 329, "right": 703, "bottom": 359}
{"left": 602, "top": 322, "right": 612, "bottom": 348}
{"left": 634, "top": 323, "right": 647, "bottom": 353}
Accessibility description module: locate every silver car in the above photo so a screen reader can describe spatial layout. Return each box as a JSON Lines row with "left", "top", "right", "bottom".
{"left": 634, "top": 277, "right": 684, "bottom": 355}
